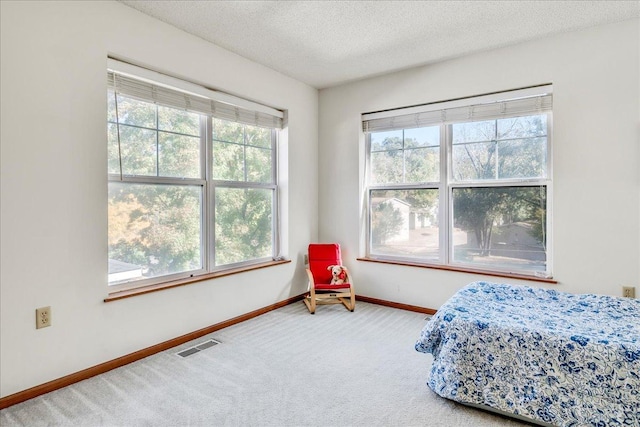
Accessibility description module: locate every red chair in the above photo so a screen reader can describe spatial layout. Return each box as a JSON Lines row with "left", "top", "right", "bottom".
{"left": 304, "top": 243, "right": 355, "bottom": 314}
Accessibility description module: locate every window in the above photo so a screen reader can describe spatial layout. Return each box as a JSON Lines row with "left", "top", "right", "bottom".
{"left": 107, "top": 60, "right": 283, "bottom": 290}
{"left": 211, "top": 119, "right": 277, "bottom": 267}
{"left": 363, "top": 86, "right": 552, "bottom": 278}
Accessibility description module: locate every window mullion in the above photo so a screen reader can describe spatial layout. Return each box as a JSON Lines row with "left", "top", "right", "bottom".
{"left": 205, "top": 116, "right": 216, "bottom": 272}
{"left": 211, "top": 180, "right": 276, "bottom": 190}
{"left": 155, "top": 105, "right": 160, "bottom": 177}
{"left": 402, "top": 130, "right": 406, "bottom": 183}
{"left": 107, "top": 175, "right": 205, "bottom": 186}
{"left": 243, "top": 127, "right": 248, "bottom": 182}
{"left": 442, "top": 123, "right": 450, "bottom": 266}
{"left": 494, "top": 120, "right": 499, "bottom": 180}
{"left": 545, "top": 112, "right": 553, "bottom": 275}
{"left": 365, "top": 133, "right": 372, "bottom": 257}
{"left": 200, "top": 115, "right": 211, "bottom": 273}
{"left": 271, "top": 129, "right": 280, "bottom": 258}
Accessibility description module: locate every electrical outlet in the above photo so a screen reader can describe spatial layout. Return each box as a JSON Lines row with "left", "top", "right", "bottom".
{"left": 36, "top": 306, "right": 51, "bottom": 329}
{"left": 622, "top": 286, "right": 636, "bottom": 299}
{"left": 303, "top": 254, "right": 309, "bottom": 265}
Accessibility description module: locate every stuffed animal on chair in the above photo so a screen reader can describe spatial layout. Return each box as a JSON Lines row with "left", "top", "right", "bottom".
{"left": 327, "top": 265, "right": 348, "bottom": 285}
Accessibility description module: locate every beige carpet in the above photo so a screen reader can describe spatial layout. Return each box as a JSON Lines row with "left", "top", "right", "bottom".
{"left": 0, "top": 302, "right": 532, "bottom": 426}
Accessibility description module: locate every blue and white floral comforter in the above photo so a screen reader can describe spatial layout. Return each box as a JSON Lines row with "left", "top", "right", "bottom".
{"left": 415, "top": 281, "right": 640, "bottom": 426}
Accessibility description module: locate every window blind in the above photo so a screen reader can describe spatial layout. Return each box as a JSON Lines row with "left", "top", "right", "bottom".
{"left": 362, "top": 85, "right": 552, "bottom": 133}
{"left": 107, "top": 60, "right": 284, "bottom": 129}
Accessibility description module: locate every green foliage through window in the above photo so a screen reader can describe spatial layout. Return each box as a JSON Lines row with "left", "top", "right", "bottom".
{"left": 108, "top": 91, "right": 277, "bottom": 287}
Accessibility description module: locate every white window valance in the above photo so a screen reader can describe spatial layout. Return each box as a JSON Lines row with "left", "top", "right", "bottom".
{"left": 362, "top": 85, "right": 552, "bottom": 133}
{"left": 107, "top": 58, "right": 285, "bottom": 129}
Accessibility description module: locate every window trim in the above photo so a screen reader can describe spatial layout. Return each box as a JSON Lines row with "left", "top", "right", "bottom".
{"left": 356, "top": 257, "right": 557, "bottom": 284}
{"left": 363, "top": 87, "right": 553, "bottom": 279}
{"left": 105, "top": 259, "right": 291, "bottom": 302}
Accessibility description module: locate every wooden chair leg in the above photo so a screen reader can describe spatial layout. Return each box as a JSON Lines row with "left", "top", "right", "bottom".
{"left": 304, "top": 287, "right": 316, "bottom": 314}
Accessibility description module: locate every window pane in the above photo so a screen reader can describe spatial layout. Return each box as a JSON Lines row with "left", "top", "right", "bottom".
{"left": 453, "top": 115, "right": 548, "bottom": 181}
{"left": 370, "top": 126, "right": 440, "bottom": 184}
{"left": 245, "top": 125, "right": 271, "bottom": 148}
{"left": 371, "top": 130, "right": 403, "bottom": 151}
{"left": 497, "top": 115, "right": 547, "bottom": 139}
{"left": 108, "top": 183, "right": 203, "bottom": 285}
{"left": 405, "top": 126, "right": 439, "bottom": 148}
{"left": 452, "top": 120, "right": 495, "bottom": 144}
{"left": 158, "top": 106, "right": 200, "bottom": 136}
{"left": 213, "top": 119, "right": 244, "bottom": 144}
{"left": 212, "top": 140, "right": 244, "bottom": 181}
{"left": 452, "top": 142, "right": 496, "bottom": 180}
{"left": 498, "top": 137, "right": 546, "bottom": 179}
{"left": 370, "top": 189, "right": 439, "bottom": 261}
{"left": 107, "top": 123, "right": 120, "bottom": 175}
{"left": 452, "top": 186, "right": 547, "bottom": 273}
{"left": 119, "top": 124, "right": 157, "bottom": 176}
{"left": 212, "top": 121, "right": 274, "bottom": 183}
{"left": 246, "top": 146, "right": 272, "bottom": 183}
{"left": 158, "top": 133, "right": 200, "bottom": 178}
{"left": 370, "top": 150, "right": 403, "bottom": 184}
{"left": 116, "top": 95, "right": 156, "bottom": 128}
{"left": 107, "top": 90, "right": 116, "bottom": 123}
{"left": 215, "top": 188, "right": 273, "bottom": 266}
{"left": 405, "top": 147, "right": 439, "bottom": 183}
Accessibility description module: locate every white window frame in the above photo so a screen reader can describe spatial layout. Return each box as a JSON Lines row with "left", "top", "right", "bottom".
{"left": 363, "top": 86, "right": 553, "bottom": 278}
{"left": 107, "top": 59, "right": 283, "bottom": 292}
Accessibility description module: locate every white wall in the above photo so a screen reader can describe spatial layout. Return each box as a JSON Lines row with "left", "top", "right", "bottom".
{"left": 319, "top": 19, "right": 640, "bottom": 309}
{"left": 2, "top": 1, "right": 638, "bottom": 401}
{"left": 0, "top": 1, "right": 318, "bottom": 397}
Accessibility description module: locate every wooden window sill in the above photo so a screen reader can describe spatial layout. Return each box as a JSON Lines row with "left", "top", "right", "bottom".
{"left": 357, "top": 257, "right": 557, "bottom": 284}
{"left": 105, "top": 259, "right": 291, "bottom": 302}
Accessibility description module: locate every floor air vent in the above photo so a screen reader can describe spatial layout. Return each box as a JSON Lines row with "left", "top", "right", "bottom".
{"left": 176, "top": 339, "right": 220, "bottom": 358}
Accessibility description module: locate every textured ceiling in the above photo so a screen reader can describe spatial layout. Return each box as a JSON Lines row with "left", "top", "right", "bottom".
{"left": 119, "top": 0, "right": 640, "bottom": 89}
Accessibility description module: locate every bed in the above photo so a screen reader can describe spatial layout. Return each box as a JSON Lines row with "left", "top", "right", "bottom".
{"left": 415, "top": 281, "right": 640, "bottom": 426}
